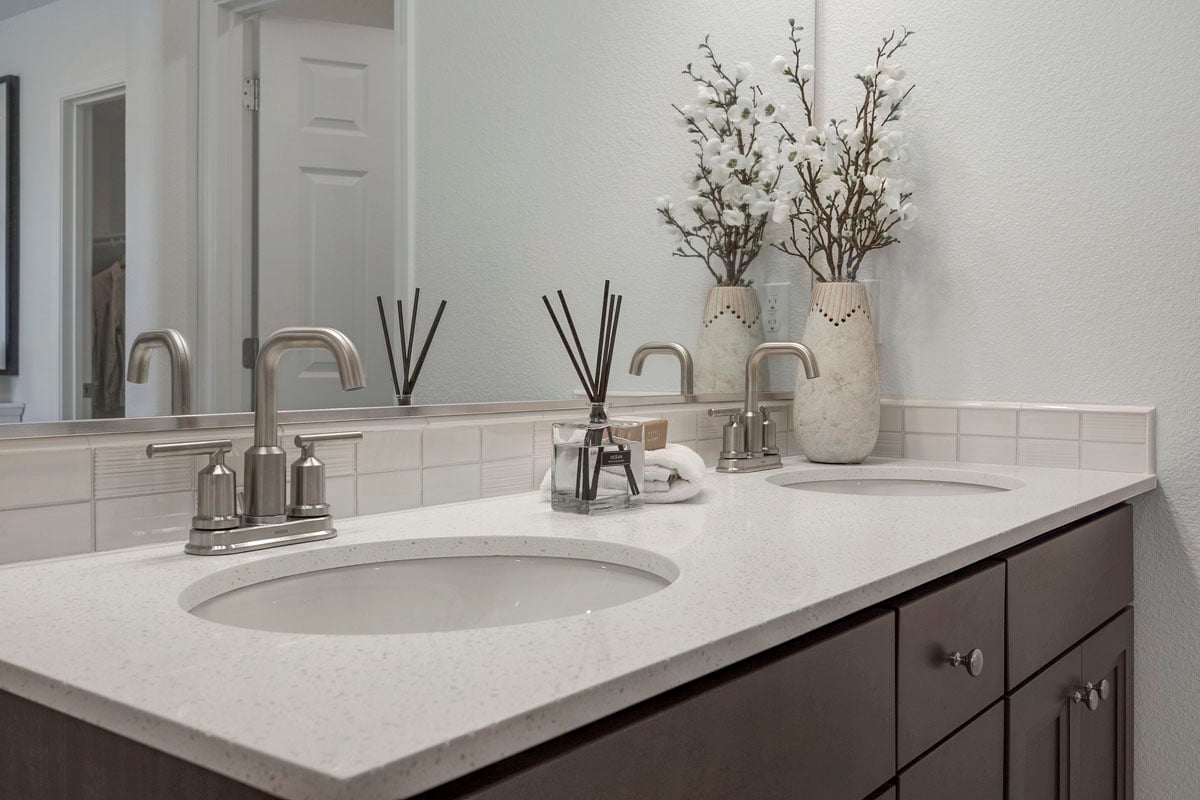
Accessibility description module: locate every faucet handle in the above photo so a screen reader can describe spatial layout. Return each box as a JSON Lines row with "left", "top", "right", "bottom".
{"left": 707, "top": 407, "right": 744, "bottom": 419}
{"left": 147, "top": 440, "right": 239, "bottom": 531}
{"left": 289, "top": 432, "right": 363, "bottom": 518}
{"left": 708, "top": 408, "right": 748, "bottom": 458}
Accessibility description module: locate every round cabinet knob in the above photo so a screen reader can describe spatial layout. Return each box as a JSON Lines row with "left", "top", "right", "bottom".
{"left": 948, "top": 648, "right": 984, "bottom": 677}
{"left": 1072, "top": 680, "right": 1110, "bottom": 712}
{"left": 1097, "top": 679, "right": 1112, "bottom": 701}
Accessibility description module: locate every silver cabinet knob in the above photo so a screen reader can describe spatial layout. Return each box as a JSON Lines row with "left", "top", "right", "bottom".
{"left": 147, "top": 439, "right": 239, "bottom": 531}
{"left": 1072, "top": 680, "right": 1112, "bottom": 711}
{"left": 948, "top": 648, "right": 984, "bottom": 677}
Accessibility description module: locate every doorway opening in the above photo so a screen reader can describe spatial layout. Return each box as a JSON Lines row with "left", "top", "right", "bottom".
{"left": 61, "top": 85, "right": 127, "bottom": 420}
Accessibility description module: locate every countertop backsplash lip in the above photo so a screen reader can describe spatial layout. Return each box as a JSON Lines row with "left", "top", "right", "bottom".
{"left": 0, "top": 397, "right": 1156, "bottom": 567}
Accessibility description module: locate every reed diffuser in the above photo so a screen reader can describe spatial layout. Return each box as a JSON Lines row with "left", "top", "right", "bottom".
{"left": 376, "top": 289, "right": 447, "bottom": 405}
{"left": 543, "top": 281, "right": 644, "bottom": 515}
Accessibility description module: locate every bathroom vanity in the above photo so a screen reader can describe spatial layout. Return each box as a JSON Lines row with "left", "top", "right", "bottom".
{"left": 0, "top": 459, "right": 1151, "bottom": 799}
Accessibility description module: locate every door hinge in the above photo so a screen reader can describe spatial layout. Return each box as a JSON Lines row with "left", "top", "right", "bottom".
{"left": 242, "top": 337, "right": 260, "bottom": 369}
{"left": 242, "top": 78, "right": 260, "bottom": 112}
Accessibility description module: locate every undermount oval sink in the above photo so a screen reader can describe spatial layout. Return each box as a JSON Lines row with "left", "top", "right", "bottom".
{"left": 768, "top": 466, "right": 1024, "bottom": 497}
{"left": 181, "top": 538, "right": 676, "bottom": 635}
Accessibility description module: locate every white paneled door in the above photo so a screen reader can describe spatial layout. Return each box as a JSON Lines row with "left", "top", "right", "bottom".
{"left": 258, "top": 14, "right": 395, "bottom": 410}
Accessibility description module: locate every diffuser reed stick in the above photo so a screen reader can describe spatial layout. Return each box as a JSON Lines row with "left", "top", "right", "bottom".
{"left": 376, "top": 289, "right": 447, "bottom": 403}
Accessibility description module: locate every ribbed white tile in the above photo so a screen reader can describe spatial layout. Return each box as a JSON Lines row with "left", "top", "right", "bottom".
{"left": 1080, "top": 412, "right": 1147, "bottom": 444}
{"left": 94, "top": 445, "right": 193, "bottom": 499}
{"left": 879, "top": 400, "right": 903, "bottom": 432}
{"left": 0, "top": 446, "right": 91, "bottom": 510}
{"left": 958, "top": 436, "right": 1017, "bottom": 466}
{"left": 959, "top": 408, "right": 1018, "bottom": 437}
{"left": 696, "top": 411, "right": 728, "bottom": 440}
{"left": 696, "top": 438, "right": 723, "bottom": 467}
{"left": 357, "top": 428, "right": 421, "bottom": 474}
{"left": 422, "top": 464, "right": 481, "bottom": 506}
{"left": 1019, "top": 410, "right": 1080, "bottom": 440}
{"left": 482, "top": 423, "right": 534, "bottom": 461}
{"left": 1081, "top": 441, "right": 1148, "bottom": 473}
{"left": 872, "top": 431, "right": 903, "bottom": 458}
{"left": 482, "top": 459, "right": 534, "bottom": 497}
{"left": 95, "top": 491, "right": 193, "bottom": 551}
{"left": 634, "top": 408, "right": 699, "bottom": 441}
{"left": 903, "top": 433, "right": 957, "bottom": 462}
{"left": 0, "top": 502, "right": 93, "bottom": 564}
{"left": 1018, "top": 439, "right": 1080, "bottom": 469}
{"left": 904, "top": 406, "right": 958, "bottom": 435}
{"left": 357, "top": 470, "right": 421, "bottom": 516}
{"left": 326, "top": 476, "right": 357, "bottom": 518}
{"left": 422, "top": 426, "right": 481, "bottom": 467}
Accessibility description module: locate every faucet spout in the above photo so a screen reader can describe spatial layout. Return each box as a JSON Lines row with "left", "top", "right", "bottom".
{"left": 253, "top": 327, "right": 366, "bottom": 448}
{"left": 629, "top": 342, "right": 695, "bottom": 395}
{"left": 127, "top": 328, "right": 193, "bottom": 415}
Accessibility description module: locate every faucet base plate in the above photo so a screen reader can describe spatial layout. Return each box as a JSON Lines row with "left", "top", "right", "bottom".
{"left": 716, "top": 454, "right": 784, "bottom": 473}
{"left": 185, "top": 515, "right": 336, "bottom": 556}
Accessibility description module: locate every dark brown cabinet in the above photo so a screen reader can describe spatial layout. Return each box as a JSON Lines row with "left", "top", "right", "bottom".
{"left": 897, "top": 702, "right": 1004, "bottom": 800}
{"left": 1080, "top": 609, "right": 1134, "bottom": 800}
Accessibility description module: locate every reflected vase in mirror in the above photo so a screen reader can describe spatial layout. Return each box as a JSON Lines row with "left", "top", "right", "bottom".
{"left": 793, "top": 281, "right": 880, "bottom": 463}
{"left": 694, "top": 286, "right": 767, "bottom": 395}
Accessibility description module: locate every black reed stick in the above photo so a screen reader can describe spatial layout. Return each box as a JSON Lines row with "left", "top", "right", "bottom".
{"left": 378, "top": 290, "right": 448, "bottom": 401}
{"left": 375, "top": 296, "right": 402, "bottom": 396}
{"left": 406, "top": 299, "right": 446, "bottom": 393}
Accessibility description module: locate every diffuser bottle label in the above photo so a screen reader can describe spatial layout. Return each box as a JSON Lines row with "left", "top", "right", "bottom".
{"left": 600, "top": 450, "right": 633, "bottom": 468}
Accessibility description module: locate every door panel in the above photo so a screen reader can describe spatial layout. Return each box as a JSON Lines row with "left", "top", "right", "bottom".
{"left": 1007, "top": 647, "right": 1083, "bottom": 800}
{"left": 258, "top": 15, "right": 394, "bottom": 409}
{"left": 1080, "top": 609, "right": 1133, "bottom": 800}
{"left": 898, "top": 702, "right": 1004, "bottom": 800}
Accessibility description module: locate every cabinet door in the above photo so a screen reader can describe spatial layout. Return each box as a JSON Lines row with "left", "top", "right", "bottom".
{"left": 1079, "top": 609, "right": 1133, "bottom": 800}
{"left": 897, "top": 702, "right": 1004, "bottom": 800}
{"left": 1007, "top": 647, "right": 1083, "bottom": 800}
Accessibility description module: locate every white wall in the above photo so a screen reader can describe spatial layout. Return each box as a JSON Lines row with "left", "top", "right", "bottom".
{"left": 816, "top": 1, "right": 1200, "bottom": 794}
{"left": 0, "top": 0, "right": 196, "bottom": 421}
{"left": 409, "top": 0, "right": 813, "bottom": 404}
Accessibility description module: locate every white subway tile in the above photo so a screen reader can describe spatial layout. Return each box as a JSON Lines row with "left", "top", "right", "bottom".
{"left": 958, "top": 436, "right": 1017, "bottom": 466}
{"left": 1019, "top": 410, "right": 1080, "bottom": 440}
{"left": 1081, "top": 441, "right": 1149, "bottom": 473}
{"left": 903, "top": 433, "right": 958, "bottom": 462}
{"left": 94, "top": 443, "right": 193, "bottom": 499}
{"left": 0, "top": 446, "right": 91, "bottom": 510}
{"left": 95, "top": 491, "right": 193, "bottom": 551}
{"left": 482, "top": 422, "right": 534, "bottom": 461}
{"left": 872, "top": 431, "right": 903, "bottom": 458}
{"left": 422, "top": 426, "right": 481, "bottom": 467}
{"left": 482, "top": 459, "right": 534, "bottom": 497}
{"left": 879, "top": 401, "right": 903, "bottom": 432}
{"left": 696, "top": 438, "right": 723, "bottom": 467}
{"left": 0, "top": 503, "right": 93, "bottom": 564}
{"left": 533, "top": 457, "right": 551, "bottom": 488}
{"left": 1080, "top": 412, "right": 1148, "bottom": 444}
{"left": 959, "top": 408, "right": 1018, "bottom": 437}
{"left": 357, "top": 470, "right": 421, "bottom": 516}
{"left": 1018, "top": 439, "right": 1080, "bottom": 469}
{"left": 904, "top": 406, "right": 958, "bottom": 435}
{"left": 357, "top": 428, "right": 421, "bottom": 474}
{"left": 326, "top": 476, "right": 357, "bottom": 518}
{"left": 422, "top": 464, "right": 481, "bottom": 506}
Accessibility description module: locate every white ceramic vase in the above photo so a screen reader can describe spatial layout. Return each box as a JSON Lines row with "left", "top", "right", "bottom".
{"left": 694, "top": 286, "right": 767, "bottom": 395}
{"left": 793, "top": 281, "right": 880, "bottom": 463}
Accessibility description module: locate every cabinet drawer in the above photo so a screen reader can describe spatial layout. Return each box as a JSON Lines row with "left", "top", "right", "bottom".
{"left": 888, "top": 560, "right": 1005, "bottom": 766}
{"left": 1003, "top": 505, "right": 1133, "bottom": 687}
{"left": 897, "top": 702, "right": 1004, "bottom": 800}
{"left": 428, "top": 610, "right": 896, "bottom": 800}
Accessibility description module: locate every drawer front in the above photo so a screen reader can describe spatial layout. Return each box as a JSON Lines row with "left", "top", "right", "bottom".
{"left": 1004, "top": 505, "right": 1133, "bottom": 688}
{"left": 891, "top": 560, "right": 1006, "bottom": 765}
{"left": 438, "top": 610, "right": 896, "bottom": 800}
{"left": 897, "top": 702, "right": 1004, "bottom": 800}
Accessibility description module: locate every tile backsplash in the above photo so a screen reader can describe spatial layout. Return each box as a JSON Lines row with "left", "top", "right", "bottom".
{"left": 0, "top": 398, "right": 1156, "bottom": 566}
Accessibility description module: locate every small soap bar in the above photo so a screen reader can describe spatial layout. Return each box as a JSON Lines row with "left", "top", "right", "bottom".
{"left": 613, "top": 417, "right": 668, "bottom": 451}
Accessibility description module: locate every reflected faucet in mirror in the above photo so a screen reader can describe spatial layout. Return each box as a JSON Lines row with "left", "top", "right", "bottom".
{"left": 127, "top": 329, "right": 193, "bottom": 415}
{"left": 629, "top": 342, "right": 694, "bottom": 396}
{"left": 709, "top": 342, "right": 819, "bottom": 474}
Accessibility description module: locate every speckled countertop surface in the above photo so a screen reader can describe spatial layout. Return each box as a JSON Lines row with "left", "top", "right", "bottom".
{"left": 0, "top": 457, "right": 1155, "bottom": 799}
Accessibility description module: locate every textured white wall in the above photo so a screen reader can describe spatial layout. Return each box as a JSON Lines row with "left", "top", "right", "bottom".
{"left": 409, "top": 0, "right": 813, "bottom": 404}
{"left": 816, "top": 2, "right": 1200, "bottom": 795}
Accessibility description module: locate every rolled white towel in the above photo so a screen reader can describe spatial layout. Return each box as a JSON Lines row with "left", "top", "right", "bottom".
{"left": 540, "top": 442, "right": 706, "bottom": 504}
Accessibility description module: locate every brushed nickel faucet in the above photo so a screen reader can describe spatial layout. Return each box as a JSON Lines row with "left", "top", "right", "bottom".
{"left": 709, "top": 342, "right": 819, "bottom": 473}
{"left": 629, "top": 342, "right": 694, "bottom": 396}
{"left": 127, "top": 328, "right": 193, "bottom": 415}
{"left": 146, "top": 326, "right": 367, "bottom": 555}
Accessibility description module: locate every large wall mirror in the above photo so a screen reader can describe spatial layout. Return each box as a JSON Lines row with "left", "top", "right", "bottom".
{"left": 0, "top": 0, "right": 814, "bottom": 427}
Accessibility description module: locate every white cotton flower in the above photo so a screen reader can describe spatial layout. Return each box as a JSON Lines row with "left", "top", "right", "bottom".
{"left": 862, "top": 175, "right": 883, "bottom": 194}
{"left": 879, "top": 78, "right": 904, "bottom": 102}
{"left": 857, "top": 64, "right": 881, "bottom": 80}
{"left": 728, "top": 98, "right": 755, "bottom": 129}
{"left": 769, "top": 55, "right": 789, "bottom": 74}
{"left": 749, "top": 198, "right": 776, "bottom": 217}
{"left": 882, "top": 180, "right": 903, "bottom": 211}
{"left": 880, "top": 63, "right": 906, "bottom": 80}
{"left": 779, "top": 141, "right": 802, "bottom": 167}
{"left": 772, "top": 199, "right": 791, "bottom": 224}
{"left": 655, "top": 196, "right": 673, "bottom": 212}
{"left": 687, "top": 195, "right": 705, "bottom": 209}
{"left": 706, "top": 107, "right": 730, "bottom": 133}
{"left": 802, "top": 126, "right": 821, "bottom": 144}
{"left": 722, "top": 208, "right": 746, "bottom": 226}
{"left": 799, "top": 64, "right": 815, "bottom": 81}
{"left": 714, "top": 78, "right": 734, "bottom": 94}
{"left": 735, "top": 62, "right": 754, "bottom": 81}
{"left": 756, "top": 96, "right": 787, "bottom": 124}
{"left": 899, "top": 203, "right": 919, "bottom": 229}
{"left": 696, "top": 85, "right": 719, "bottom": 106}
{"left": 703, "top": 137, "right": 723, "bottom": 158}
{"left": 684, "top": 169, "right": 703, "bottom": 190}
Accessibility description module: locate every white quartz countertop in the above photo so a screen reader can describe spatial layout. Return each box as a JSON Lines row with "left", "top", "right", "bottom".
{"left": 0, "top": 457, "right": 1155, "bottom": 799}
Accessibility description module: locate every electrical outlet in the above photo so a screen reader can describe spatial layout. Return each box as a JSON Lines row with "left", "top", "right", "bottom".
{"left": 758, "top": 282, "right": 790, "bottom": 340}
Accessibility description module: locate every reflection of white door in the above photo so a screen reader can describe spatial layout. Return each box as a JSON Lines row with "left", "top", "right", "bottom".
{"left": 258, "top": 14, "right": 394, "bottom": 410}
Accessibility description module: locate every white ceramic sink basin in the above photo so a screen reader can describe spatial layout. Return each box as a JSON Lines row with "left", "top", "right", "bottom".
{"left": 182, "top": 538, "right": 676, "bottom": 635}
{"left": 768, "top": 466, "right": 1024, "bottom": 497}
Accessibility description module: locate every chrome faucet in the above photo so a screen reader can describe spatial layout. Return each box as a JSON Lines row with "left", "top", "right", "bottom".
{"left": 709, "top": 342, "right": 819, "bottom": 473}
{"left": 629, "top": 342, "right": 694, "bottom": 396}
{"left": 145, "top": 326, "right": 367, "bottom": 555}
{"left": 127, "top": 328, "right": 193, "bottom": 415}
